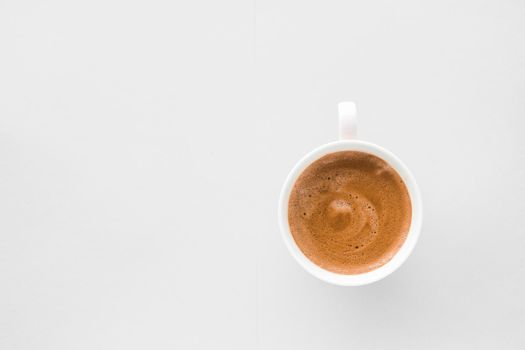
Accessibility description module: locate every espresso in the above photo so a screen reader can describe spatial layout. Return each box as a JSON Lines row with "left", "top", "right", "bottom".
{"left": 288, "top": 151, "right": 412, "bottom": 274}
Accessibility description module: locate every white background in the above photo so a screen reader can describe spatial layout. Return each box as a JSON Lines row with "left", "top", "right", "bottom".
{"left": 1, "top": 0, "right": 524, "bottom": 349}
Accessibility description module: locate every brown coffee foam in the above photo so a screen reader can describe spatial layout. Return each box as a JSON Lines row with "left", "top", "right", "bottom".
{"left": 288, "top": 151, "right": 412, "bottom": 274}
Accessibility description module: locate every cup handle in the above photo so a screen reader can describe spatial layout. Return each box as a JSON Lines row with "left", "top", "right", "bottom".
{"left": 338, "top": 101, "right": 357, "bottom": 140}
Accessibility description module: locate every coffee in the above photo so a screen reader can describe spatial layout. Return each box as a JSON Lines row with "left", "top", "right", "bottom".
{"left": 288, "top": 151, "right": 412, "bottom": 274}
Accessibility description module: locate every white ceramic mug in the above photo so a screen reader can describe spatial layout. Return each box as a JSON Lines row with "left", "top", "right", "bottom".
{"left": 278, "top": 102, "right": 423, "bottom": 286}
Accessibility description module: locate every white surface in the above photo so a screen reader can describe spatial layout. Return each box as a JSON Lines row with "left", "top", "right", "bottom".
{"left": 1, "top": 0, "right": 524, "bottom": 349}
{"left": 278, "top": 139, "right": 423, "bottom": 286}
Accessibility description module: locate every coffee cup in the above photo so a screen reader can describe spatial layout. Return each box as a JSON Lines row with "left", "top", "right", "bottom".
{"left": 278, "top": 102, "right": 422, "bottom": 286}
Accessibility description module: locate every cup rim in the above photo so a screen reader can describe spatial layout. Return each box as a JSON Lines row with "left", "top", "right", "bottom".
{"left": 278, "top": 140, "right": 423, "bottom": 286}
